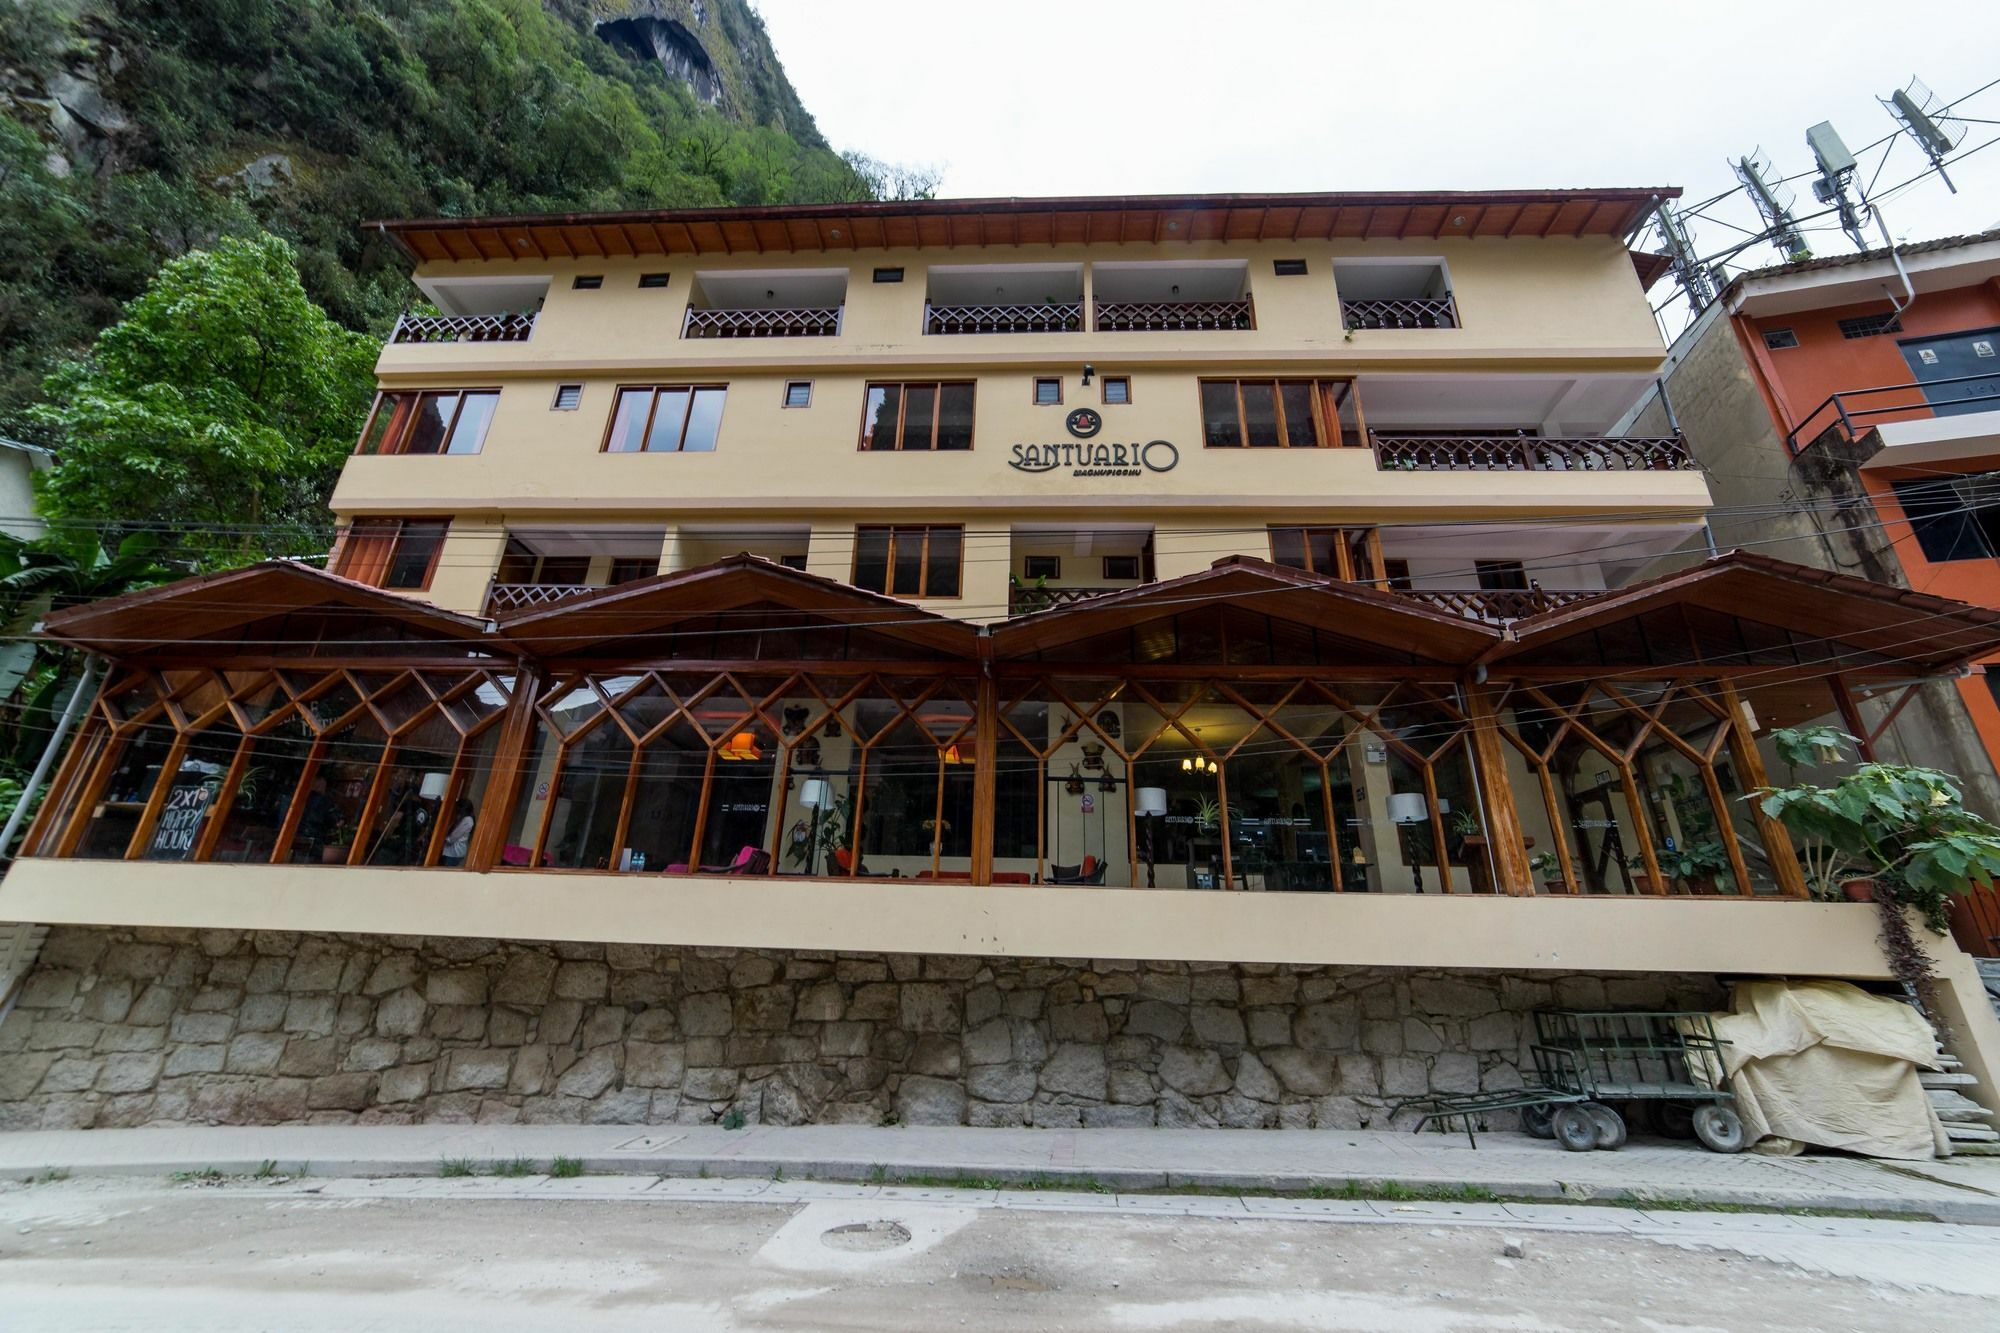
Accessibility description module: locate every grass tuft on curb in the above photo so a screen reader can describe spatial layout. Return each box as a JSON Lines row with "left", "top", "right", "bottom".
{"left": 438, "top": 1158, "right": 478, "bottom": 1179}
{"left": 550, "top": 1156, "right": 584, "bottom": 1179}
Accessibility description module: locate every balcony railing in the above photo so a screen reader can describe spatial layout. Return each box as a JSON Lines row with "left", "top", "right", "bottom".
{"left": 1785, "top": 372, "right": 2000, "bottom": 456}
{"left": 390, "top": 311, "right": 537, "bottom": 344}
{"left": 925, "top": 301, "right": 1082, "bottom": 335}
{"left": 485, "top": 582, "right": 602, "bottom": 614}
{"left": 1094, "top": 299, "right": 1253, "bottom": 332}
{"left": 1008, "top": 585, "right": 1128, "bottom": 616}
{"left": 1341, "top": 296, "right": 1459, "bottom": 330}
{"left": 1372, "top": 434, "right": 1697, "bottom": 472}
{"left": 681, "top": 306, "right": 844, "bottom": 339}
{"left": 1399, "top": 586, "right": 1598, "bottom": 623}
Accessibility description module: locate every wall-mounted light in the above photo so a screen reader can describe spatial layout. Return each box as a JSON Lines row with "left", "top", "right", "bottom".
{"left": 1082, "top": 363, "right": 1095, "bottom": 386}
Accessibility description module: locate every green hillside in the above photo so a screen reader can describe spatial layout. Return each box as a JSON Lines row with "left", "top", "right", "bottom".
{"left": 0, "top": 0, "right": 896, "bottom": 442}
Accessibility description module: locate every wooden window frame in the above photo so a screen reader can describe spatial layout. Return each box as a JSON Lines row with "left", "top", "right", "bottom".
{"left": 1272, "top": 258, "right": 1309, "bottom": 276}
{"left": 572, "top": 274, "right": 604, "bottom": 290}
{"left": 1033, "top": 377, "right": 1064, "bottom": 406}
{"left": 856, "top": 381, "right": 977, "bottom": 452}
{"left": 853, "top": 524, "right": 965, "bottom": 600}
{"left": 1199, "top": 378, "right": 1363, "bottom": 449}
{"left": 1023, "top": 554, "right": 1061, "bottom": 581}
{"left": 335, "top": 516, "right": 451, "bottom": 591}
{"left": 1474, "top": 559, "right": 1531, "bottom": 591}
{"left": 1267, "top": 525, "right": 1387, "bottom": 586}
{"left": 357, "top": 388, "right": 500, "bottom": 457}
{"left": 783, "top": 380, "right": 814, "bottom": 409}
{"left": 637, "top": 272, "right": 671, "bottom": 289}
{"left": 1101, "top": 554, "right": 1141, "bottom": 581}
{"left": 601, "top": 384, "right": 730, "bottom": 454}
{"left": 1101, "top": 376, "right": 1132, "bottom": 405}
{"left": 873, "top": 267, "right": 905, "bottom": 283}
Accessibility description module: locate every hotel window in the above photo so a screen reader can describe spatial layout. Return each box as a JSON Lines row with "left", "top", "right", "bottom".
{"left": 609, "top": 556, "right": 661, "bottom": 584}
{"left": 853, "top": 525, "right": 963, "bottom": 598}
{"left": 1102, "top": 554, "right": 1142, "bottom": 581}
{"left": 1383, "top": 558, "right": 1413, "bottom": 591}
{"left": 1762, "top": 327, "right": 1799, "bottom": 350}
{"left": 1023, "top": 554, "right": 1061, "bottom": 580}
{"left": 573, "top": 275, "right": 603, "bottom": 290}
{"left": 1033, "top": 378, "right": 1063, "bottom": 405}
{"left": 335, "top": 517, "right": 449, "bottom": 591}
{"left": 1890, "top": 474, "right": 2000, "bottom": 562}
{"left": 638, "top": 272, "right": 671, "bottom": 289}
{"left": 1839, "top": 312, "right": 1903, "bottom": 339}
{"left": 1201, "top": 379, "right": 1361, "bottom": 448}
{"left": 1101, "top": 376, "right": 1131, "bottom": 405}
{"left": 604, "top": 385, "right": 727, "bottom": 453}
{"left": 783, "top": 380, "right": 813, "bottom": 408}
{"left": 1269, "top": 526, "right": 1384, "bottom": 582}
{"left": 859, "top": 382, "right": 974, "bottom": 451}
{"left": 356, "top": 389, "right": 499, "bottom": 456}
{"left": 552, "top": 384, "right": 583, "bottom": 411}
{"left": 1475, "top": 559, "right": 1530, "bottom": 590}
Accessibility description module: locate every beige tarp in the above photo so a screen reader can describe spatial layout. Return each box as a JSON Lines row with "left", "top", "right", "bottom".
{"left": 1705, "top": 980, "right": 1948, "bottom": 1160}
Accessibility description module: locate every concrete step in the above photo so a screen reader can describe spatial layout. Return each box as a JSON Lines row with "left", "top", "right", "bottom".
{"left": 1929, "top": 1091, "right": 1995, "bottom": 1122}
{"left": 1921, "top": 1072, "right": 1979, "bottom": 1088}
{"left": 1944, "top": 1123, "right": 2000, "bottom": 1142}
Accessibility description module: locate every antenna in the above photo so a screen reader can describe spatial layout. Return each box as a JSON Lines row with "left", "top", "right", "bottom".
{"left": 1731, "top": 148, "right": 1810, "bottom": 261}
{"left": 1654, "top": 201, "right": 1719, "bottom": 311}
{"left": 1806, "top": 120, "right": 1868, "bottom": 250}
{"left": 1881, "top": 77, "right": 1967, "bottom": 193}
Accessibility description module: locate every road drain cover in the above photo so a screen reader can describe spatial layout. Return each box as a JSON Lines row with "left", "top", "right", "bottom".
{"left": 820, "top": 1220, "right": 913, "bottom": 1252}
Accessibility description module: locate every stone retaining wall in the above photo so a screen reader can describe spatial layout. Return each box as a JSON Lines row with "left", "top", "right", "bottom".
{"left": 0, "top": 928, "right": 1725, "bottom": 1131}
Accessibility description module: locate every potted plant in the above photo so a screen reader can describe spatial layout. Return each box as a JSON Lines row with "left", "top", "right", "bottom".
{"left": 1652, "top": 839, "right": 1731, "bottom": 894}
{"left": 1528, "top": 850, "right": 1566, "bottom": 893}
{"left": 1751, "top": 727, "right": 2000, "bottom": 1021}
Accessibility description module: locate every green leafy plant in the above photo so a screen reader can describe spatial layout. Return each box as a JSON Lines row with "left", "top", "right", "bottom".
{"left": 492, "top": 1157, "right": 537, "bottom": 1178}
{"left": 1650, "top": 839, "right": 1731, "bottom": 892}
{"left": 720, "top": 1106, "right": 748, "bottom": 1131}
{"left": 786, "top": 790, "right": 855, "bottom": 873}
{"left": 549, "top": 1156, "right": 584, "bottom": 1179}
{"left": 438, "top": 1157, "right": 477, "bottom": 1178}
{"left": 1751, "top": 727, "right": 2000, "bottom": 1017}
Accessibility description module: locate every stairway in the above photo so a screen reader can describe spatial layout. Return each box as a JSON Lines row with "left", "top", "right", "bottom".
{"left": 1926, "top": 1052, "right": 1998, "bottom": 1154}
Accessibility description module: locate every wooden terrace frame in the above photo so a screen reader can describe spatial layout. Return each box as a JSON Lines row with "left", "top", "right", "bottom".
{"left": 1199, "top": 378, "right": 1365, "bottom": 450}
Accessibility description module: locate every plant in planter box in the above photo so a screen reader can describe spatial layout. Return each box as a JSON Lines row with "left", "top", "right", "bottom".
{"left": 1750, "top": 727, "right": 2000, "bottom": 1021}
{"left": 1651, "top": 839, "right": 1732, "bottom": 894}
{"left": 1528, "top": 850, "right": 1566, "bottom": 892}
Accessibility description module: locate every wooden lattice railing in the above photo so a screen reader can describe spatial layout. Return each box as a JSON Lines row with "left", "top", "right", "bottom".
{"left": 1399, "top": 586, "right": 1598, "bottom": 623}
{"left": 390, "top": 311, "right": 538, "bottom": 344}
{"left": 485, "top": 582, "right": 602, "bottom": 614}
{"left": 1009, "top": 585, "right": 1125, "bottom": 616}
{"left": 925, "top": 301, "right": 1083, "bottom": 335}
{"left": 1093, "top": 300, "right": 1253, "bottom": 332}
{"left": 681, "top": 306, "right": 844, "bottom": 338}
{"left": 1340, "top": 296, "right": 1459, "bottom": 330}
{"left": 1372, "top": 434, "right": 1697, "bottom": 472}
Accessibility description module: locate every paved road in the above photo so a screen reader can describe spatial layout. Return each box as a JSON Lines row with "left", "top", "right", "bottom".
{"left": 1, "top": 1175, "right": 1996, "bottom": 1330}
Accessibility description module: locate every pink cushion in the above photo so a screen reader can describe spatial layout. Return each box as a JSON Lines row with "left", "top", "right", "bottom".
{"left": 731, "top": 845, "right": 757, "bottom": 868}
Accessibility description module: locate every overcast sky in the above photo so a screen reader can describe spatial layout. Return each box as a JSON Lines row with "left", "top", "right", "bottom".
{"left": 758, "top": 0, "right": 1999, "bottom": 280}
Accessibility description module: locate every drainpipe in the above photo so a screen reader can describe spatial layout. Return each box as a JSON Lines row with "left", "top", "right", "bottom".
{"left": 1872, "top": 206, "right": 1915, "bottom": 315}
{"left": 0, "top": 652, "right": 102, "bottom": 861}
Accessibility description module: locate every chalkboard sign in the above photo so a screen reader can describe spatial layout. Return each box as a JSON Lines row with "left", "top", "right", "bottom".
{"left": 145, "top": 781, "right": 213, "bottom": 860}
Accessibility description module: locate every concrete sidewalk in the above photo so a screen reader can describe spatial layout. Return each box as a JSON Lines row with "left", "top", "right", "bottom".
{"left": 4, "top": 1123, "right": 2000, "bottom": 1222}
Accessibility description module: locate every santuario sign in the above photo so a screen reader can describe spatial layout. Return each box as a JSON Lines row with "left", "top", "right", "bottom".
{"left": 1010, "top": 407, "right": 1179, "bottom": 477}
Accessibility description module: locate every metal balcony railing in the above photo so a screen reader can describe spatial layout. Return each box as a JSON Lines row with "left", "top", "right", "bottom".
{"left": 1784, "top": 372, "right": 2000, "bottom": 456}
{"left": 681, "top": 306, "right": 843, "bottom": 338}
{"left": 1008, "top": 585, "right": 1128, "bottom": 616}
{"left": 1398, "top": 586, "right": 1598, "bottom": 623}
{"left": 1093, "top": 299, "right": 1253, "bottom": 332}
{"left": 1340, "top": 296, "right": 1459, "bottom": 330}
{"left": 1372, "top": 433, "right": 1697, "bottom": 472}
{"left": 390, "top": 311, "right": 537, "bottom": 344}
{"left": 485, "top": 582, "right": 602, "bottom": 614}
{"left": 924, "top": 301, "right": 1083, "bottom": 334}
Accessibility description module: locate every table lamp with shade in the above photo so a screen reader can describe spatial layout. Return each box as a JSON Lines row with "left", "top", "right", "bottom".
{"left": 1387, "top": 792, "right": 1430, "bottom": 893}
{"left": 1135, "top": 786, "right": 1168, "bottom": 888}
{"left": 799, "top": 779, "right": 833, "bottom": 877}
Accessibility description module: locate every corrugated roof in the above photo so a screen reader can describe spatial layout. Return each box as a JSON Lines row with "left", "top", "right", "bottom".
{"left": 1724, "top": 227, "right": 2000, "bottom": 291}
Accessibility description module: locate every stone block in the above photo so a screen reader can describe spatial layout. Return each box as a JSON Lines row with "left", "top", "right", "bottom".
{"left": 225, "top": 1032, "right": 286, "bottom": 1074}
{"left": 1336, "top": 1054, "right": 1380, "bottom": 1096}
{"left": 245, "top": 957, "right": 291, "bottom": 993}
{"left": 962, "top": 1018, "right": 1012, "bottom": 1066}
{"left": 581, "top": 1007, "right": 627, "bottom": 1048}
{"left": 627, "top": 1009, "right": 677, "bottom": 1042}
{"left": 363, "top": 954, "right": 422, "bottom": 996}
{"left": 282, "top": 995, "right": 337, "bottom": 1037}
{"left": 286, "top": 942, "right": 347, "bottom": 992}
{"left": 1233, "top": 1051, "right": 1281, "bottom": 1103}
{"left": 1003, "top": 989, "right": 1045, "bottom": 1019}
{"left": 101, "top": 942, "right": 173, "bottom": 979}
{"left": 1039, "top": 1042, "right": 1108, "bottom": 1098}
{"left": 94, "top": 1025, "right": 165, "bottom": 1053}
{"left": 899, "top": 983, "right": 959, "bottom": 1034}
{"left": 17, "top": 969, "right": 78, "bottom": 1009}
{"left": 1263, "top": 1047, "right": 1334, "bottom": 1096}
{"left": 165, "top": 1011, "right": 232, "bottom": 1045}
{"left": 538, "top": 1000, "right": 584, "bottom": 1046}
{"left": 1360, "top": 1020, "right": 1404, "bottom": 1055}
{"left": 39, "top": 929, "right": 108, "bottom": 971}
{"left": 1239, "top": 975, "right": 1299, "bottom": 1007}
{"left": 1432, "top": 1053, "right": 1479, "bottom": 1093}
{"left": 427, "top": 968, "right": 490, "bottom": 1006}
{"left": 729, "top": 955, "right": 776, "bottom": 988}
{"left": 309, "top": 1073, "right": 376, "bottom": 1112}
{"left": 377, "top": 1064, "right": 434, "bottom": 1104}
{"left": 1124, "top": 999, "right": 1187, "bottom": 1043}
{"left": 164, "top": 1045, "right": 225, "bottom": 1077}
{"left": 490, "top": 953, "right": 556, "bottom": 1006}
{"left": 965, "top": 985, "right": 1003, "bottom": 1027}
{"left": 1293, "top": 1000, "right": 1359, "bottom": 1052}
{"left": 894, "top": 1074, "right": 966, "bottom": 1125}
{"left": 887, "top": 954, "right": 922, "bottom": 982}
{"left": 1468, "top": 1012, "right": 1519, "bottom": 1051}
{"left": 79, "top": 978, "right": 135, "bottom": 1023}
{"left": 1312, "top": 1096, "right": 1365, "bottom": 1130}
{"left": 836, "top": 957, "right": 889, "bottom": 983}
{"left": 1083, "top": 1104, "right": 1157, "bottom": 1128}
{"left": 1190, "top": 1005, "right": 1247, "bottom": 1047}
{"left": 794, "top": 981, "right": 845, "bottom": 1022}
{"left": 554, "top": 962, "right": 609, "bottom": 1001}
{"left": 1030, "top": 1101, "right": 1083, "bottom": 1129}
{"left": 605, "top": 943, "right": 658, "bottom": 971}
{"left": 1048, "top": 1002, "right": 1108, "bottom": 1044}
{"left": 237, "top": 993, "right": 288, "bottom": 1033}
{"left": 487, "top": 1007, "right": 529, "bottom": 1047}
{"left": 818, "top": 1022, "right": 872, "bottom": 1058}
{"left": 1606, "top": 977, "right": 1669, "bottom": 1009}
{"left": 680, "top": 958, "right": 728, "bottom": 992}
{"left": 1008, "top": 1019, "right": 1048, "bottom": 1066}
{"left": 1108, "top": 1067, "right": 1155, "bottom": 1104}
{"left": 1217, "top": 1094, "right": 1277, "bottom": 1128}
{"left": 1381, "top": 1056, "right": 1428, "bottom": 1097}
{"left": 555, "top": 1048, "right": 619, "bottom": 1099}
{"left": 341, "top": 1038, "right": 402, "bottom": 1072}
{"left": 1158, "top": 1046, "right": 1229, "bottom": 1096}
{"left": 1190, "top": 973, "right": 1240, "bottom": 1005}
{"left": 1403, "top": 1017, "right": 1446, "bottom": 1053}
{"left": 968, "top": 1100, "right": 1031, "bottom": 1127}
{"left": 1410, "top": 976, "right": 1496, "bottom": 1018}
{"left": 248, "top": 1078, "right": 309, "bottom": 1122}
{"left": 39, "top": 1056, "right": 101, "bottom": 1094}
{"left": 428, "top": 1005, "right": 487, "bottom": 1042}
{"left": 278, "top": 1037, "right": 341, "bottom": 1078}
{"left": 680, "top": 991, "right": 733, "bottom": 1037}
{"left": 189, "top": 986, "right": 242, "bottom": 1014}
{"left": 965, "top": 1063, "right": 1037, "bottom": 1103}
{"left": 374, "top": 988, "right": 425, "bottom": 1037}
{"left": 1245, "top": 1010, "right": 1291, "bottom": 1048}
{"left": 508, "top": 1045, "right": 553, "bottom": 1096}
{"left": 1156, "top": 1089, "right": 1218, "bottom": 1128}
{"left": 1553, "top": 976, "right": 1607, "bottom": 1009}
{"left": 909, "top": 1034, "right": 961, "bottom": 1077}
{"left": 734, "top": 984, "right": 795, "bottom": 1032}
{"left": 1135, "top": 973, "right": 1191, "bottom": 1005}
{"left": 126, "top": 984, "right": 178, "bottom": 1027}
{"left": 682, "top": 1067, "right": 739, "bottom": 1102}
{"left": 625, "top": 1042, "right": 684, "bottom": 1089}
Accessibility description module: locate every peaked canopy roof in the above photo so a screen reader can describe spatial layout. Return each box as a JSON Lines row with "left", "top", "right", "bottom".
{"left": 370, "top": 187, "right": 1679, "bottom": 265}
{"left": 37, "top": 561, "right": 491, "bottom": 658}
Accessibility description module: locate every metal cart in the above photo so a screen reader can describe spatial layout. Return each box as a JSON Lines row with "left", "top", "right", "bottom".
{"left": 1391, "top": 1009, "right": 1746, "bottom": 1153}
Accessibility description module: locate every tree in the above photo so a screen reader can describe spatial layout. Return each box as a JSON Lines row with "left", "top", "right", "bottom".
{"left": 32, "top": 233, "right": 378, "bottom": 569}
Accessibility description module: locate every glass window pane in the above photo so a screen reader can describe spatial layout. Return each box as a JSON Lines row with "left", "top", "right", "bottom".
{"left": 924, "top": 527, "right": 962, "bottom": 597}
{"left": 853, "top": 527, "right": 891, "bottom": 592}
{"left": 402, "top": 392, "right": 460, "bottom": 455}
{"left": 1305, "top": 529, "right": 1340, "bottom": 576}
{"left": 1280, "top": 382, "right": 1318, "bottom": 446}
{"left": 936, "top": 384, "right": 974, "bottom": 450}
{"left": 645, "top": 388, "right": 692, "bottom": 452}
{"left": 862, "top": 385, "right": 901, "bottom": 450}
{"left": 682, "top": 388, "right": 725, "bottom": 452}
{"left": 1201, "top": 382, "right": 1240, "bottom": 446}
{"left": 606, "top": 389, "right": 652, "bottom": 453}
{"left": 358, "top": 393, "right": 406, "bottom": 455}
{"left": 1241, "top": 381, "right": 1280, "bottom": 447}
{"left": 383, "top": 521, "right": 447, "bottom": 590}
{"left": 544, "top": 725, "right": 633, "bottom": 870}
{"left": 444, "top": 390, "right": 497, "bottom": 455}
{"left": 902, "top": 384, "right": 937, "bottom": 451}
{"left": 1269, "top": 528, "right": 1306, "bottom": 570}
{"left": 1103, "top": 378, "right": 1130, "bottom": 405}
{"left": 892, "top": 527, "right": 926, "bottom": 595}
{"left": 291, "top": 714, "right": 387, "bottom": 864}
